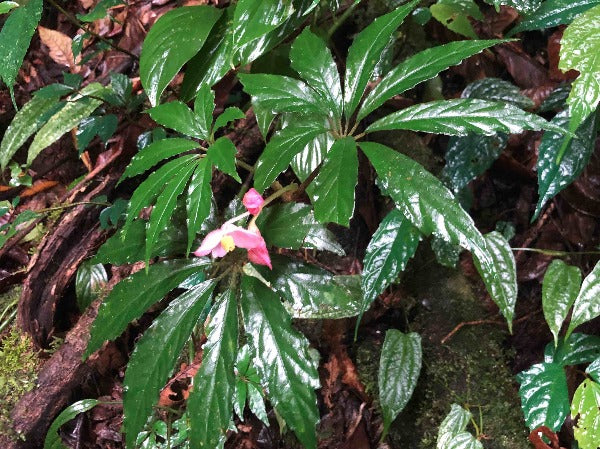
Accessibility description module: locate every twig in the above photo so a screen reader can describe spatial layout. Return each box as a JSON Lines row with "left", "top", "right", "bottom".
{"left": 440, "top": 311, "right": 537, "bottom": 344}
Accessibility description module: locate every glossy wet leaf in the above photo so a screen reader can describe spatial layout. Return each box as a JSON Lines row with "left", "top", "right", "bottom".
{"left": 358, "top": 40, "right": 502, "bottom": 121}
{"left": 121, "top": 138, "right": 199, "bottom": 181}
{"left": 45, "top": 399, "right": 99, "bottom": 449}
{"left": 517, "top": 362, "right": 569, "bottom": 431}
{"left": 0, "top": 0, "right": 43, "bottom": 98}
{"left": 234, "top": 344, "right": 268, "bottom": 424}
{"left": 0, "top": 1, "right": 18, "bottom": 15}
{"left": 366, "top": 99, "right": 564, "bottom": 136}
{"left": 473, "top": 231, "right": 517, "bottom": 331}
{"left": 567, "top": 260, "right": 600, "bottom": 337}
{"left": 213, "top": 107, "right": 245, "bottom": 134}
{"left": 344, "top": 1, "right": 417, "bottom": 117}
{"left": 290, "top": 28, "right": 343, "bottom": 121}
{"left": 123, "top": 281, "right": 215, "bottom": 449}
{"left": 509, "top": 0, "right": 600, "bottom": 34}
{"left": 75, "top": 261, "right": 108, "bottom": 311}
{"left": 544, "top": 333, "right": 600, "bottom": 366}
{"left": 571, "top": 379, "right": 600, "bottom": 449}
{"left": 76, "top": 115, "right": 118, "bottom": 153}
{"left": 193, "top": 84, "right": 215, "bottom": 140}
{"left": 312, "top": 137, "right": 357, "bottom": 226}
{"left": 430, "top": 0, "right": 482, "bottom": 39}
{"left": 78, "top": 0, "right": 122, "bottom": 22}
{"left": 361, "top": 209, "right": 421, "bottom": 315}
{"left": 534, "top": 110, "right": 598, "bottom": 219}
{"left": 148, "top": 101, "right": 206, "bottom": 139}
{"left": 207, "top": 137, "right": 241, "bottom": 182}
{"left": 431, "top": 236, "right": 461, "bottom": 268}
{"left": 492, "top": 0, "right": 542, "bottom": 14}
{"left": 140, "top": 6, "right": 222, "bottom": 106}
{"left": 542, "top": 259, "right": 582, "bottom": 345}
{"left": 256, "top": 203, "right": 318, "bottom": 250}
{"left": 232, "top": 0, "right": 294, "bottom": 52}
{"left": 187, "top": 158, "right": 213, "bottom": 256}
{"left": 84, "top": 259, "right": 210, "bottom": 358}
{"left": 437, "top": 404, "right": 482, "bottom": 449}
{"left": 587, "top": 358, "right": 600, "bottom": 382}
{"left": 291, "top": 130, "right": 334, "bottom": 182}
{"left": 303, "top": 224, "right": 345, "bottom": 255}
{"left": 253, "top": 123, "right": 326, "bottom": 192}
{"left": 379, "top": 330, "right": 422, "bottom": 436}
{"left": 463, "top": 78, "right": 533, "bottom": 108}
{"left": 188, "top": 290, "right": 238, "bottom": 449}
{"left": 241, "top": 276, "right": 320, "bottom": 449}
{"left": 0, "top": 95, "right": 64, "bottom": 170}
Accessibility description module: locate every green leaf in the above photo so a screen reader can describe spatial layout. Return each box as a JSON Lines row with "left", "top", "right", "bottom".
{"left": 78, "top": 0, "right": 122, "bottom": 22}
{"left": 241, "top": 275, "right": 320, "bottom": 449}
{"left": 358, "top": 40, "right": 503, "bottom": 121}
{"left": 75, "top": 260, "right": 108, "bottom": 310}
{"left": 509, "top": 0, "right": 600, "bottom": 34}
{"left": 256, "top": 203, "right": 317, "bottom": 250}
{"left": 473, "top": 231, "right": 517, "bottom": 331}
{"left": 123, "top": 281, "right": 215, "bottom": 449}
{"left": 572, "top": 379, "right": 600, "bottom": 449}
{"left": 0, "top": 2, "right": 19, "bottom": 15}
{"left": 193, "top": 84, "right": 215, "bottom": 140}
{"left": 366, "top": 99, "right": 565, "bottom": 136}
{"left": 291, "top": 129, "right": 333, "bottom": 182}
{"left": 517, "top": 362, "right": 569, "bottom": 431}
{"left": 207, "top": 137, "right": 241, "bottom": 182}
{"left": 361, "top": 209, "right": 421, "bottom": 315}
{"left": 213, "top": 107, "right": 245, "bottom": 134}
{"left": 534, "top": 110, "right": 598, "bottom": 219}
{"left": 120, "top": 138, "right": 200, "bottom": 181}
{"left": 461, "top": 78, "right": 535, "bottom": 108}
{"left": 587, "top": 357, "right": 600, "bottom": 382}
{"left": 148, "top": 101, "right": 206, "bottom": 139}
{"left": 0, "top": 0, "right": 43, "bottom": 99}
{"left": 559, "top": 5, "right": 600, "bottom": 136}
{"left": 545, "top": 333, "right": 600, "bottom": 366}
{"left": 302, "top": 224, "right": 345, "bottom": 255}
{"left": 239, "top": 73, "right": 325, "bottom": 116}
{"left": 343, "top": 1, "right": 417, "bottom": 117}
{"left": 259, "top": 255, "right": 362, "bottom": 319}
{"left": 490, "top": 0, "right": 542, "bottom": 15}
{"left": 186, "top": 158, "right": 213, "bottom": 256}
{"left": 140, "top": 6, "right": 223, "bottom": 106}
{"left": 567, "top": 260, "right": 600, "bottom": 337}
{"left": 84, "top": 259, "right": 210, "bottom": 358}
{"left": 188, "top": 289, "right": 238, "bottom": 449}
{"left": 0, "top": 95, "right": 64, "bottom": 170}
{"left": 312, "top": 136, "right": 357, "bottom": 226}
{"left": 76, "top": 115, "right": 118, "bottom": 153}
{"left": 542, "top": 259, "right": 582, "bottom": 345}
{"left": 28, "top": 84, "right": 104, "bottom": 165}
{"left": 45, "top": 400, "right": 99, "bottom": 449}
{"left": 146, "top": 160, "right": 198, "bottom": 263}
{"left": 289, "top": 28, "right": 343, "bottom": 121}
{"left": 430, "top": 0, "right": 483, "bottom": 39}
{"left": 437, "top": 404, "right": 482, "bottom": 449}
{"left": 253, "top": 122, "right": 326, "bottom": 192}
{"left": 379, "top": 330, "right": 422, "bottom": 436}
{"left": 232, "top": 0, "right": 294, "bottom": 52}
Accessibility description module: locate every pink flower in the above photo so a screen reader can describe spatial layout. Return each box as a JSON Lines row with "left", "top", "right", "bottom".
{"left": 193, "top": 223, "right": 272, "bottom": 269}
{"left": 243, "top": 188, "right": 264, "bottom": 215}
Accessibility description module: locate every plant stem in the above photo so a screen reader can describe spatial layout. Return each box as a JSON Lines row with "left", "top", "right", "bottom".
{"left": 35, "top": 200, "right": 111, "bottom": 214}
{"left": 327, "top": 0, "right": 360, "bottom": 40}
{"left": 512, "top": 247, "right": 600, "bottom": 256}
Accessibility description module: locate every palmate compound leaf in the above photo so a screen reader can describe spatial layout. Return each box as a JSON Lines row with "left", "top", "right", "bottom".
{"left": 567, "top": 260, "right": 600, "bottom": 338}
{"left": 542, "top": 260, "right": 582, "bottom": 345}
{"left": 437, "top": 404, "right": 483, "bottom": 449}
{"left": 188, "top": 289, "right": 238, "bottom": 449}
{"left": 379, "top": 330, "right": 422, "bottom": 437}
{"left": 571, "top": 379, "right": 600, "bottom": 449}
{"left": 517, "top": 362, "right": 569, "bottom": 431}
{"left": 123, "top": 281, "right": 215, "bottom": 449}
{"left": 241, "top": 275, "right": 320, "bottom": 449}
{"left": 44, "top": 400, "right": 100, "bottom": 449}
{"left": 140, "top": 6, "right": 222, "bottom": 106}
{"left": 84, "top": 259, "right": 211, "bottom": 358}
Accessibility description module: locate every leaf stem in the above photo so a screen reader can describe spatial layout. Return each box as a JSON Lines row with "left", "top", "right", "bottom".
{"left": 327, "top": 0, "right": 360, "bottom": 40}
{"left": 512, "top": 247, "right": 600, "bottom": 256}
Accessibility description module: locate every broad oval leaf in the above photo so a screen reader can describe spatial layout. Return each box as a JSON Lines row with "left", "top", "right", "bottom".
{"left": 232, "top": 0, "right": 294, "bottom": 52}
{"left": 75, "top": 261, "right": 108, "bottom": 311}
{"left": 571, "top": 379, "right": 600, "bottom": 449}
{"left": 140, "top": 6, "right": 223, "bottom": 106}
{"left": 509, "top": 0, "right": 600, "bottom": 34}
{"left": 437, "top": 404, "right": 481, "bottom": 449}
{"left": 207, "top": 136, "right": 241, "bottom": 182}
{"left": 517, "top": 362, "right": 569, "bottom": 431}
{"left": 84, "top": 259, "right": 210, "bottom": 358}
{"left": 366, "top": 99, "right": 564, "bottom": 136}
{"left": 123, "top": 281, "right": 215, "bottom": 449}
{"left": 241, "top": 275, "right": 320, "bottom": 449}
{"left": 544, "top": 333, "right": 600, "bottom": 366}
{"left": 379, "top": 330, "right": 422, "bottom": 436}
{"left": 255, "top": 203, "right": 317, "bottom": 249}
{"left": 45, "top": 399, "right": 99, "bottom": 449}
{"left": 188, "top": 289, "right": 238, "bottom": 449}
{"left": 542, "top": 259, "right": 582, "bottom": 345}
{"left": 567, "top": 260, "right": 600, "bottom": 337}
{"left": 361, "top": 208, "right": 421, "bottom": 315}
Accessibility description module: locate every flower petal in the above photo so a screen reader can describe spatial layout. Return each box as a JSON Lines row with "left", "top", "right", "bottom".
{"left": 248, "top": 244, "right": 272, "bottom": 269}
{"left": 243, "top": 188, "right": 265, "bottom": 215}
{"left": 211, "top": 244, "right": 228, "bottom": 258}
{"left": 228, "top": 227, "right": 264, "bottom": 249}
{"left": 193, "top": 228, "right": 226, "bottom": 257}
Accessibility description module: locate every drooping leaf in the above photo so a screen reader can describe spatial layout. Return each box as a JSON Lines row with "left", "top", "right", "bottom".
{"left": 140, "top": 6, "right": 223, "bottom": 106}
{"left": 38, "top": 26, "right": 76, "bottom": 68}
{"left": 123, "top": 281, "right": 215, "bottom": 449}
{"left": 379, "top": 330, "right": 422, "bottom": 436}
{"left": 213, "top": 107, "right": 245, "bottom": 134}
{"left": 344, "top": 1, "right": 417, "bottom": 117}
{"left": 517, "top": 362, "right": 569, "bottom": 431}
{"left": 366, "top": 99, "right": 565, "bottom": 136}
{"left": 534, "top": 110, "right": 598, "bottom": 219}
{"left": 0, "top": 95, "right": 64, "bottom": 170}
{"left": 232, "top": 0, "right": 294, "bottom": 52}
{"left": 207, "top": 137, "right": 241, "bottom": 182}
{"left": 571, "top": 379, "right": 600, "bottom": 449}
{"left": 188, "top": 289, "right": 238, "bottom": 449}
{"left": 358, "top": 40, "right": 503, "bottom": 121}
{"left": 544, "top": 333, "right": 600, "bottom": 366}
{"left": 289, "top": 28, "right": 343, "bottom": 121}
{"left": 241, "top": 276, "right": 320, "bottom": 449}
{"left": 312, "top": 136, "right": 358, "bottom": 227}
{"left": 84, "top": 259, "right": 210, "bottom": 358}
{"left": 437, "top": 404, "right": 482, "bottom": 449}
{"left": 361, "top": 209, "right": 421, "bottom": 315}
{"left": 567, "top": 260, "right": 600, "bottom": 338}
{"left": 509, "top": 0, "right": 600, "bottom": 34}
{"left": 76, "top": 115, "right": 118, "bottom": 153}
{"left": 542, "top": 259, "right": 582, "bottom": 345}
{"left": 120, "top": 138, "right": 200, "bottom": 181}
{"left": 75, "top": 260, "right": 108, "bottom": 311}
{"left": 186, "top": 158, "right": 213, "bottom": 255}
{"left": 45, "top": 400, "right": 99, "bottom": 449}
{"left": 148, "top": 101, "right": 205, "bottom": 139}
{"left": 430, "top": 0, "right": 483, "bottom": 39}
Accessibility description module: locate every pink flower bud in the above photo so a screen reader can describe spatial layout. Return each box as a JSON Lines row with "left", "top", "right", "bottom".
{"left": 243, "top": 188, "right": 265, "bottom": 215}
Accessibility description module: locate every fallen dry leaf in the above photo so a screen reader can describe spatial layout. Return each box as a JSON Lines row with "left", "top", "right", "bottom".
{"left": 38, "top": 26, "right": 79, "bottom": 70}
